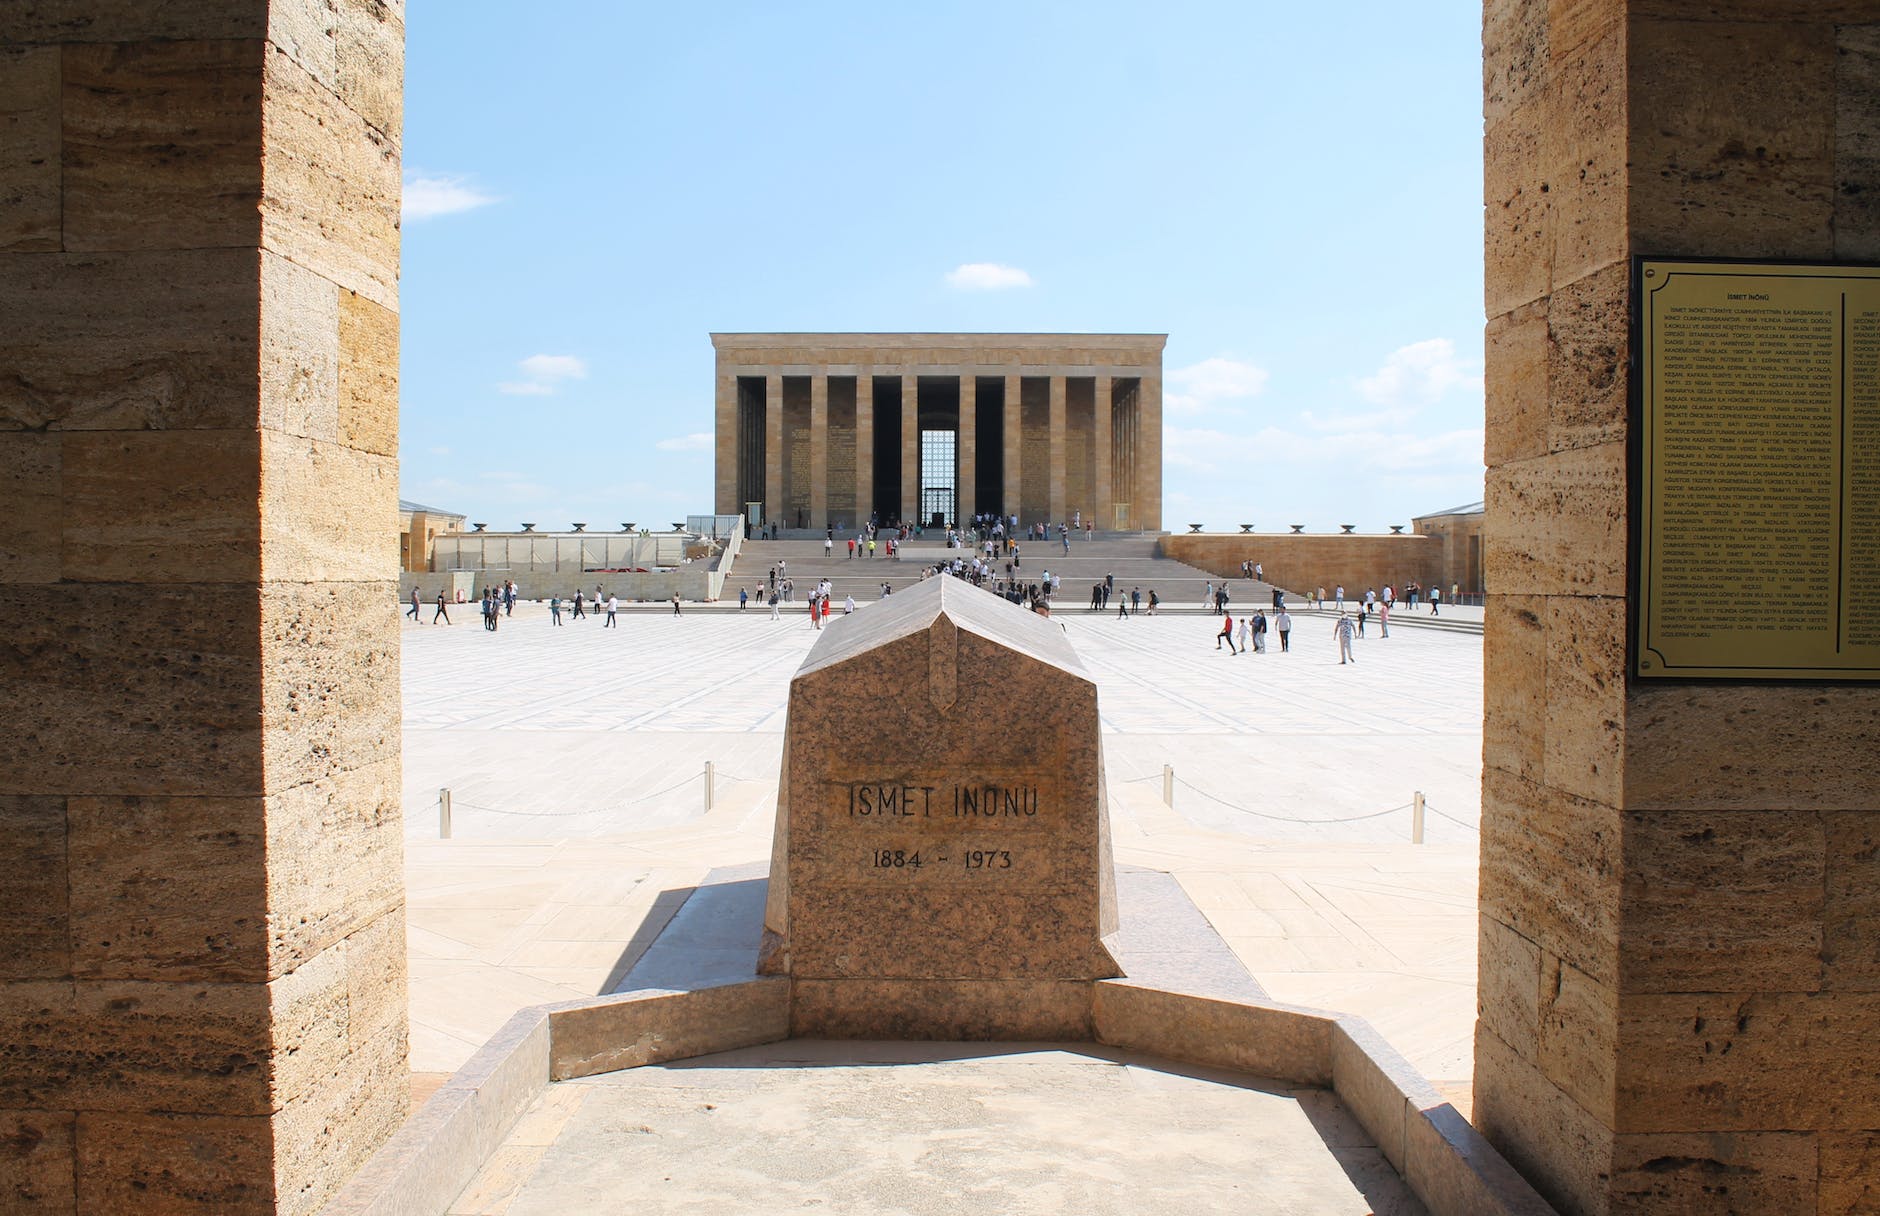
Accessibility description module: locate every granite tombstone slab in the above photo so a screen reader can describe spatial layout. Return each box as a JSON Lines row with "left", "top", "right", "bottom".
{"left": 759, "top": 576, "right": 1122, "bottom": 1037}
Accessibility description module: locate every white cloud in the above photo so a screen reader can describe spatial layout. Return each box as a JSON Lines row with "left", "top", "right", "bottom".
{"left": 655, "top": 432, "right": 713, "bottom": 452}
{"left": 944, "top": 262, "right": 1035, "bottom": 291}
{"left": 498, "top": 354, "right": 588, "bottom": 396}
{"left": 1164, "top": 356, "right": 1270, "bottom": 415}
{"left": 402, "top": 173, "right": 499, "bottom": 221}
{"left": 1356, "top": 338, "right": 1483, "bottom": 408}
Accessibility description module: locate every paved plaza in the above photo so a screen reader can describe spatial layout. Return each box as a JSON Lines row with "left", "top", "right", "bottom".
{"left": 402, "top": 598, "right": 1484, "bottom": 1101}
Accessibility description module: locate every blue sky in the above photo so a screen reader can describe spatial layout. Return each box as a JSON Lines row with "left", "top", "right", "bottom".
{"left": 399, "top": 3, "right": 1486, "bottom": 532}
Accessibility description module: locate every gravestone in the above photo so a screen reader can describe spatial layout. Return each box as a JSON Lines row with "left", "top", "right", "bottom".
{"left": 759, "top": 576, "right": 1122, "bottom": 1038}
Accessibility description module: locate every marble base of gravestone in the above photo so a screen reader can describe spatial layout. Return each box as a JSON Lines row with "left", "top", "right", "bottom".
{"left": 758, "top": 577, "right": 1122, "bottom": 1038}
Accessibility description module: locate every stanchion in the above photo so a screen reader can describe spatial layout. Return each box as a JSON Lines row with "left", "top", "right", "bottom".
{"left": 1162, "top": 764, "right": 1175, "bottom": 807}
{"left": 705, "top": 761, "right": 715, "bottom": 811}
{"left": 1412, "top": 791, "right": 1425, "bottom": 844}
{"left": 440, "top": 788, "right": 452, "bottom": 840}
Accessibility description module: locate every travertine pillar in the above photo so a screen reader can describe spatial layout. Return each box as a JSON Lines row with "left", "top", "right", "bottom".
{"left": 1477, "top": 4, "right": 1880, "bottom": 1214}
{"left": 856, "top": 373, "right": 874, "bottom": 526}
{"left": 764, "top": 373, "right": 783, "bottom": 529}
{"left": 1003, "top": 372, "right": 1022, "bottom": 524}
{"left": 900, "top": 372, "right": 919, "bottom": 525}
{"left": 958, "top": 373, "right": 977, "bottom": 524}
{"left": 1048, "top": 374, "right": 1068, "bottom": 524}
{"left": 714, "top": 369, "right": 737, "bottom": 515}
{"left": 809, "top": 373, "right": 828, "bottom": 531}
{"left": 1136, "top": 372, "right": 1162, "bottom": 532}
{"left": 1093, "top": 372, "right": 1113, "bottom": 527}
{"left": 0, "top": 4, "right": 406, "bottom": 1212}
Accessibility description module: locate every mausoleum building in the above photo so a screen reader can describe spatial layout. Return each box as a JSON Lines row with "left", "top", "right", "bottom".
{"left": 712, "top": 333, "right": 1164, "bottom": 532}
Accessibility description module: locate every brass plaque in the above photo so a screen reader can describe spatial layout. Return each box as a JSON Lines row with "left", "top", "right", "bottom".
{"left": 1637, "top": 259, "right": 1880, "bottom": 680}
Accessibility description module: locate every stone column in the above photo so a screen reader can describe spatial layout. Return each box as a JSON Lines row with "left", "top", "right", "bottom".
{"left": 1477, "top": 5, "right": 1880, "bottom": 1214}
{"left": 1093, "top": 373, "right": 1113, "bottom": 527}
{"left": 0, "top": 4, "right": 406, "bottom": 1213}
{"left": 714, "top": 366, "right": 737, "bottom": 515}
{"left": 900, "top": 372, "right": 919, "bottom": 525}
{"left": 764, "top": 372, "right": 783, "bottom": 530}
{"left": 856, "top": 373, "right": 874, "bottom": 526}
{"left": 809, "top": 373, "right": 828, "bottom": 531}
{"left": 1003, "top": 373, "right": 1022, "bottom": 524}
{"left": 958, "top": 373, "right": 977, "bottom": 524}
{"left": 1048, "top": 374, "right": 1068, "bottom": 524}
{"left": 1136, "top": 372, "right": 1162, "bottom": 532}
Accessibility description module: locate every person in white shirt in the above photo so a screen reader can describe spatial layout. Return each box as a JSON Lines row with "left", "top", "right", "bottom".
{"left": 604, "top": 594, "right": 619, "bottom": 627}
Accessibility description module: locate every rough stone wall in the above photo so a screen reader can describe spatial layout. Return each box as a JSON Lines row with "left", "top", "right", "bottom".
{"left": 1477, "top": 3, "right": 1880, "bottom": 1213}
{"left": 0, "top": 4, "right": 406, "bottom": 1212}
{"left": 1160, "top": 533, "right": 1443, "bottom": 600}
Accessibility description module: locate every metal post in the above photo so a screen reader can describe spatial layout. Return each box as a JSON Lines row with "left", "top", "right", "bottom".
{"left": 705, "top": 761, "right": 715, "bottom": 811}
{"left": 440, "top": 787, "right": 452, "bottom": 840}
{"left": 1412, "top": 791, "right": 1425, "bottom": 844}
{"left": 1162, "top": 764, "right": 1174, "bottom": 807}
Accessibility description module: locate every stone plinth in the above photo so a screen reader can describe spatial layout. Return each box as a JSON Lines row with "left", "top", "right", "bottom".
{"left": 759, "top": 577, "right": 1121, "bottom": 1037}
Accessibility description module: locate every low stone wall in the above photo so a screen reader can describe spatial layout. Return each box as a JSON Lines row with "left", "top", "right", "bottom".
{"left": 323, "top": 978, "right": 1555, "bottom": 1216}
{"left": 1161, "top": 533, "right": 1446, "bottom": 599}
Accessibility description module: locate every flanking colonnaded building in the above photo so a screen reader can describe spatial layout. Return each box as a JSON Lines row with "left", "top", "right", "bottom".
{"left": 712, "top": 333, "right": 1164, "bottom": 532}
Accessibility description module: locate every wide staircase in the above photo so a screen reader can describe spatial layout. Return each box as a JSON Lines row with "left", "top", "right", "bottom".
{"left": 727, "top": 532, "right": 1287, "bottom": 610}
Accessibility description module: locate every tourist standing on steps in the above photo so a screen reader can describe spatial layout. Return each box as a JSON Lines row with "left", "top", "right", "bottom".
{"left": 605, "top": 594, "right": 619, "bottom": 628}
{"left": 1217, "top": 611, "right": 1238, "bottom": 654}
{"left": 1276, "top": 607, "right": 1292, "bottom": 651}
{"left": 433, "top": 588, "right": 451, "bottom": 625}
{"left": 825, "top": 536, "right": 833, "bottom": 557}
{"left": 1335, "top": 613, "right": 1356, "bottom": 663}
{"left": 550, "top": 595, "right": 563, "bottom": 625}
{"left": 738, "top": 587, "right": 748, "bottom": 611}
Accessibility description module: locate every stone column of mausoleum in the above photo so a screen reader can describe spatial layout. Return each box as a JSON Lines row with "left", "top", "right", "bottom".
{"left": 1478, "top": 3, "right": 1880, "bottom": 1213}
{"left": 0, "top": 3, "right": 407, "bottom": 1211}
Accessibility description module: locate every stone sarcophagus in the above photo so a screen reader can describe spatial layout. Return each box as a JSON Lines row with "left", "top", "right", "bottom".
{"left": 759, "top": 576, "right": 1122, "bottom": 1038}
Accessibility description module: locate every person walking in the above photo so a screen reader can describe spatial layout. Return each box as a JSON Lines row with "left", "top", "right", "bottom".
{"left": 1217, "top": 611, "right": 1238, "bottom": 654}
{"left": 407, "top": 588, "right": 422, "bottom": 622}
{"left": 604, "top": 594, "right": 619, "bottom": 628}
{"left": 549, "top": 595, "right": 563, "bottom": 625}
{"left": 1116, "top": 586, "right": 1130, "bottom": 619}
{"left": 769, "top": 590, "right": 781, "bottom": 620}
{"left": 504, "top": 580, "right": 516, "bottom": 617}
{"left": 1276, "top": 608, "right": 1292, "bottom": 651}
{"left": 571, "top": 589, "right": 586, "bottom": 620}
{"left": 1429, "top": 585, "right": 1441, "bottom": 616}
{"left": 1237, "top": 613, "right": 1250, "bottom": 654}
{"left": 1252, "top": 610, "right": 1268, "bottom": 653}
{"left": 1147, "top": 589, "right": 1159, "bottom": 615}
{"left": 1204, "top": 581, "right": 1215, "bottom": 613}
{"left": 1379, "top": 600, "right": 1390, "bottom": 638}
{"left": 1334, "top": 584, "right": 1345, "bottom": 612}
{"left": 672, "top": 593, "right": 682, "bottom": 616}
{"left": 433, "top": 589, "right": 451, "bottom": 625}
{"left": 1335, "top": 613, "right": 1357, "bottom": 663}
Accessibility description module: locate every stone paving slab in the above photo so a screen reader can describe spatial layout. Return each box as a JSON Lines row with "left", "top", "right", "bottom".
{"left": 445, "top": 1043, "right": 1429, "bottom": 1216}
